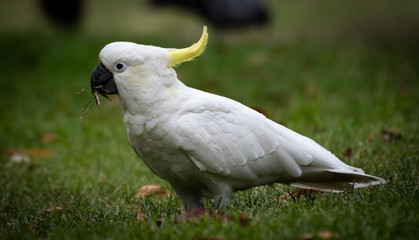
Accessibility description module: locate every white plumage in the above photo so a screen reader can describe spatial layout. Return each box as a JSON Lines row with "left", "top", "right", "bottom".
{"left": 90, "top": 27, "right": 385, "bottom": 209}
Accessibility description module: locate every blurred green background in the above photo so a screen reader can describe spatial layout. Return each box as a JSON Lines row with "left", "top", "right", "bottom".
{"left": 0, "top": 0, "right": 418, "bottom": 239}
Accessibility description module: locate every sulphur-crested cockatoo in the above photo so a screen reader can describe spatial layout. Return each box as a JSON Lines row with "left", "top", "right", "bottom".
{"left": 90, "top": 26, "right": 385, "bottom": 209}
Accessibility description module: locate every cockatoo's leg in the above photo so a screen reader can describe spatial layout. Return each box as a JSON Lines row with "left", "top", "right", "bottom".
{"left": 214, "top": 194, "right": 231, "bottom": 209}
{"left": 209, "top": 183, "right": 233, "bottom": 209}
{"left": 170, "top": 184, "right": 203, "bottom": 210}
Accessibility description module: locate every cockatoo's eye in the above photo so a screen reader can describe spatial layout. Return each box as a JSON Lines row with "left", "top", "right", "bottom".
{"left": 114, "top": 62, "right": 127, "bottom": 72}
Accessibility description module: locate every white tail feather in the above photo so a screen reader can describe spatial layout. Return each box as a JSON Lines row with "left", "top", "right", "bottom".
{"left": 291, "top": 169, "right": 387, "bottom": 192}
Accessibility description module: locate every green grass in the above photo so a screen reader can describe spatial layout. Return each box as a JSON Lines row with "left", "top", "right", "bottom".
{"left": 1, "top": 4, "right": 418, "bottom": 239}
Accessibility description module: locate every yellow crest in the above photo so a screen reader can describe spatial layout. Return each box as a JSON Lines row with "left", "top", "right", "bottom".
{"left": 169, "top": 26, "right": 208, "bottom": 67}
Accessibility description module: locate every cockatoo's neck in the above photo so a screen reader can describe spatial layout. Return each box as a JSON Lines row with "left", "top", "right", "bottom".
{"left": 115, "top": 67, "right": 190, "bottom": 116}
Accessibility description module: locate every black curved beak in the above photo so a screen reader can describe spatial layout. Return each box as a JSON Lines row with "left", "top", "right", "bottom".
{"left": 90, "top": 63, "right": 118, "bottom": 103}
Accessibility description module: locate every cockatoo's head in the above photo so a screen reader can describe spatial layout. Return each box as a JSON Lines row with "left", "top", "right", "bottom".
{"left": 90, "top": 26, "right": 208, "bottom": 104}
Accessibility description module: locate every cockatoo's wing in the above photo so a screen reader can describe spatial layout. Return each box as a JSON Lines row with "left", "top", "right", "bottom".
{"left": 176, "top": 90, "right": 385, "bottom": 191}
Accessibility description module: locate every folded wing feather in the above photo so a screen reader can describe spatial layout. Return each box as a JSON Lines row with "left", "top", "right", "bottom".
{"left": 175, "top": 90, "right": 385, "bottom": 191}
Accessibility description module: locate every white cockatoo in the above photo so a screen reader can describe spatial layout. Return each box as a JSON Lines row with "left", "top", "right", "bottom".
{"left": 90, "top": 26, "right": 385, "bottom": 209}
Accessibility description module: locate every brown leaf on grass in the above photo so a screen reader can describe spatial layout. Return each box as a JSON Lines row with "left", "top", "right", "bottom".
{"left": 238, "top": 213, "right": 251, "bottom": 226}
{"left": 41, "top": 133, "right": 57, "bottom": 143}
{"left": 136, "top": 204, "right": 145, "bottom": 221}
{"left": 5, "top": 148, "right": 51, "bottom": 168}
{"left": 5, "top": 149, "right": 37, "bottom": 169}
{"left": 5, "top": 148, "right": 52, "bottom": 159}
{"left": 5, "top": 149, "right": 30, "bottom": 165}
{"left": 175, "top": 208, "right": 232, "bottom": 224}
{"left": 300, "top": 232, "right": 315, "bottom": 240}
{"left": 301, "top": 231, "right": 339, "bottom": 240}
{"left": 366, "top": 134, "right": 375, "bottom": 141}
{"left": 382, "top": 128, "right": 402, "bottom": 141}
{"left": 46, "top": 207, "right": 62, "bottom": 212}
{"left": 135, "top": 185, "right": 168, "bottom": 198}
{"left": 345, "top": 147, "right": 353, "bottom": 157}
{"left": 25, "top": 149, "right": 52, "bottom": 158}
{"left": 317, "top": 231, "right": 339, "bottom": 239}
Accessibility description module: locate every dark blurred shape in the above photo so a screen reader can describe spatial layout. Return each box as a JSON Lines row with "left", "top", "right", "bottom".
{"left": 39, "top": 0, "right": 83, "bottom": 28}
{"left": 152, "top": 0, "right": 269, "bottom": 29}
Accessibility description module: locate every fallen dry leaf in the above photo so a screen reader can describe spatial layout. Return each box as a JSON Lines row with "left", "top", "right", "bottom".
{"left": 41, "top": 133, "right": 57, "bottom": 143}
{"left": 135, "top": 185, "right": 168, "bottom": 198}
{"left": 5, "top": 148, "right": 51, "bottom": 159}
{"left": 238, "top": 213, "right": 251, "bottom": 226}
{"left": 300, "top": 232, "right": 315, "bottom": 240}
{"left": 5, "top": 149, "right": 30, "bottom": 165}
{"left": 366, "top": 134, "right": 375, "bottom": 141}
{"left": 301, "top": 231, "right": 339, "bottom": 240}
{"left": 25, "top": 149, "right": 52, "bottom": 158}
{"left": 382, "top": 128, "right": 402, "bottom": 141}
{"left": 46, "top": 207, "right": 62, "bottom": 212}
{"left": 317, "top": 231, "right": 339, "bottom": 239}
{"left": 344, "top": 147, "right": 352, "bottom": 157}
{"left": 5, "top": 148, "right": 52, "bottom": 168}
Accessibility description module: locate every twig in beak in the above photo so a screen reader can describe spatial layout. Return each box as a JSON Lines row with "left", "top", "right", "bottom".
{"left": 94, "top": 91, "right": 101, "bottom": 108}
{"left": 78, "top": 94, "right": 95, "bottom": 119}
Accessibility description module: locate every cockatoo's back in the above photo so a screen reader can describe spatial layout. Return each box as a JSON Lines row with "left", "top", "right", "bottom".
{"left": 175, "top": 89, "right": 384, "bottom": 191}
{"left": 90, "top": 26, "right": 386, "bottom": 210}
